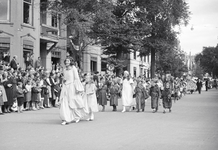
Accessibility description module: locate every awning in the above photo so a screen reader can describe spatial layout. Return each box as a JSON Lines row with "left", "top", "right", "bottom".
{"left": 23, "top": 40, "right": 34, "bottom": 49}
{"left": 0, "top": 37, "right": 10, "bottom": 43}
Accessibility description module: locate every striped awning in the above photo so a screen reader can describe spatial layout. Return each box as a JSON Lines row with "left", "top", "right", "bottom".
{"left": 0, "top": 37, "right": 10, "bottom": 43}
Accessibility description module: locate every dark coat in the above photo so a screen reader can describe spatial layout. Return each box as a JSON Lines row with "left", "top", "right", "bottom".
{"left": 149, "top": 85, "right": 161, "bottom": 109}
{"left": 196, "top": 81, "right": 202, "bottom": 90}
{"left": 10, "top": 59, "right": 17, "bottom": 70}
{"left": 109, "top": 84, "right": 119, "bottom": 106}
{"left": 3, "top": 79, "right": 14, "bottom": 106}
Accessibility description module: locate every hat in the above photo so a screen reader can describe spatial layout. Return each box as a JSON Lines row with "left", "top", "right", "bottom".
{"left": 124, "top": 70, "right": 129, "bottom": 75}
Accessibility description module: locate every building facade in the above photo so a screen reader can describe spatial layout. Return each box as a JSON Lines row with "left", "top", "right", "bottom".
{"left": 0, "top": 0, "right": 67, "bottom": 70}
{"left": 127, "top": 51, "right": 151, "bottom": 78}
{"left": 100, "top": 51, "right": 151, "bottom": 77}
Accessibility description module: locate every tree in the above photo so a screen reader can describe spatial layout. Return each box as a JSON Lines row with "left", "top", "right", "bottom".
{"left": 156, "top": 47, "right": 188, "bottom": 77}
{"left": 90, "top": 0, "right": 151, "bottom": 75}
{"left": 195, "top": 46, "right": 218, "bottom": 78}
{"left": 135, "top": 0, "right": 190, "bottom": 78}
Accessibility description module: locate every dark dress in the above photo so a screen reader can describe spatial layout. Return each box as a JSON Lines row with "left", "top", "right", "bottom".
{"left": 32, "top": 86, "right": 41, "bottom": 102}
{"left": 109, "top": 84, "right": 119, "bottom": 106}
{"left": 162, "top": 88, "right": 172, "bottom": 109}
{"left": 3, "top": 79, "right": 14, "bottom": 106}
{"left": 98, "top": 84, "right": 107, "bottom": 106}
{"left": 149, "top": 85, "right": 161, "bottom": 110}
{"left": 135, "top": 84, "right": 148, "bottom": 110}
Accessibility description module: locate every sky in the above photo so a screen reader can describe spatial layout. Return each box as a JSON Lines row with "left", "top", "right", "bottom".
{"left": 179, "top": 0, "right": 218, "bottom": 55}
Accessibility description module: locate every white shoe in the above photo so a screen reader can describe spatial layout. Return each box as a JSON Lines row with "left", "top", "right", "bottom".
{"left": 61, "top": 121, "right": 67, "bottom": 125}
{"left": 90, "top": 113, "right": 94, "bottom": 121}
{"left": 75, "top": 119, "right": 80, "bottom": 123}
{"left": 121, "top": 109, "right": 126, "bottom": 113}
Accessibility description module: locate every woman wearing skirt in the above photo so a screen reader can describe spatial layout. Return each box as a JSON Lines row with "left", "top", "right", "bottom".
{"left": 59, "top": 58, "right": 89, "bottom": 125}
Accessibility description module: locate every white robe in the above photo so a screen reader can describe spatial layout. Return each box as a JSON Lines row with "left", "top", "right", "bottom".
{"left": 85, "top": 83, "right": 99, "bottom": 112}
{"left": 59, "top": 66, "right": 89, "bottom": 122}
{"left": 121, "top": 78, "right": 134, "bottom": 106}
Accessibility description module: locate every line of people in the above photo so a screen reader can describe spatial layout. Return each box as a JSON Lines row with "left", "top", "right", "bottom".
{"left": 2, "top": 57, "right": 213, "bottom": 125}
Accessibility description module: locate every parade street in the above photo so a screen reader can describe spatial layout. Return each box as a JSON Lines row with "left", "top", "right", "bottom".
{"left": 0, "top": 89, "right": 218, "bottom": 150}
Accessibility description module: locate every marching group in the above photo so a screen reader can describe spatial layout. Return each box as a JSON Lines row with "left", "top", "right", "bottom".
{"left": 0, "top": 56, "right": 217, "bottom": 125}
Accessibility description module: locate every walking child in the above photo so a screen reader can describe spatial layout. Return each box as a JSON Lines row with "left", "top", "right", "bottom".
{"left": 109, "top": 79, "right": 120, "bottom": 111}
{"left": 85, "top": 76, "right": 98, "bottom": 121}
{"left": 149, "top": 80, "right": 161, "bottom": 113}
{"left": 134, "top": 79, "right": 149, "bottom": 112}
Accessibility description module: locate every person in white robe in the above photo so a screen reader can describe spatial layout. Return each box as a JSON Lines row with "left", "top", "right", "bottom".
{"left": 85, "top": 76, "right": 98, "bottom": 121}
{"left": 59, "top": 58, "right": 89, "bottom": 125}
{"left": 121, "top": 71, "right": 134, "bottom": 112}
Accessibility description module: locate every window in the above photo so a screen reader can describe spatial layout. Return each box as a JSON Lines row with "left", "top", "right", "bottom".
{"left": 133, "top": 67, "right": 137, "bottom": 77}
{"left": 51, "top": 13, "right": 61, "bottom": 35}
{"left": 101, "top": 58, "right": 107, "bottom": 71}
{"left": 51, "top": 13, "right": 58, "bottom": 27}
{"left": 0, "top": 37, "right": 10, "bottom": 63}
{"left": 23, "top": 0, "right": 33, "bottom": 25}
{"left": 133, "top": 51, "right": 136, "bottom": 59}
{"left": 40, "top": 0, "right": 47, "bottom": 24}
{"left": 91, "top": 60, "right": 97, "bottom": 72}
{"left": 0, "top": 0, "right": 10, "bottom": 21}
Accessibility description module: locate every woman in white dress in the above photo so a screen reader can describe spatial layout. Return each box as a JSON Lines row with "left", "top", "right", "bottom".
{"left": 59, "top": 58, "right": 89, "bottom": 125}
{"left": 121, "top": 71, "right": 134, "bottom": 112}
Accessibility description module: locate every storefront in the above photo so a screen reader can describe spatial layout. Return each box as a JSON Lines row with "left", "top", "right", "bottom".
{"left": 0, "top": 37, "right": 10, "bottom": 63}
{"left": 51, "top": 50, "right": 61, "bottom": 70}
{"left": 23, "top": 40, "right": 34, "bottom": 68}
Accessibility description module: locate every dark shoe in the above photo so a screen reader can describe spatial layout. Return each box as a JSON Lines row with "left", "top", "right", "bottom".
{"left": 114, "top": 107, "right": 117, "bottom": 111}
{"left": 0, "top": 113, "right": 4, "bottom": 115}
{"left": 163, "top": 110, "right": 166, "bottom": 114}
{"left": 142, "top": 109, "right": 144, "bottom": 112}
{"left": 169, "top": 109, "right": 172, "bottom": 113}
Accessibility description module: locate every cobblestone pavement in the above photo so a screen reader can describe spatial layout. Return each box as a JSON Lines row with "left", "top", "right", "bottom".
{"left": 0, "top": 89, "right": 218, "bottom": 150}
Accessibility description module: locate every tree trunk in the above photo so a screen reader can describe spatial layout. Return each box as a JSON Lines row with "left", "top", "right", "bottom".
{"left": 116, "top": 50, "right": 123, "bottom": 76}
{"left": 151, "top": 48, "right": 156, "bottom": 78}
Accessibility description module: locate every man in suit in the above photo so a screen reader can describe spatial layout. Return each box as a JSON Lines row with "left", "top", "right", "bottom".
{"left": 196, "top": 78, "right": 202, "bottom": 94}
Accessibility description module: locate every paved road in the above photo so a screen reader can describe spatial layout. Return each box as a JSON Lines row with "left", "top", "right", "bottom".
{"left": 0, "top": 89, "right": 218, "bottom": 150}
